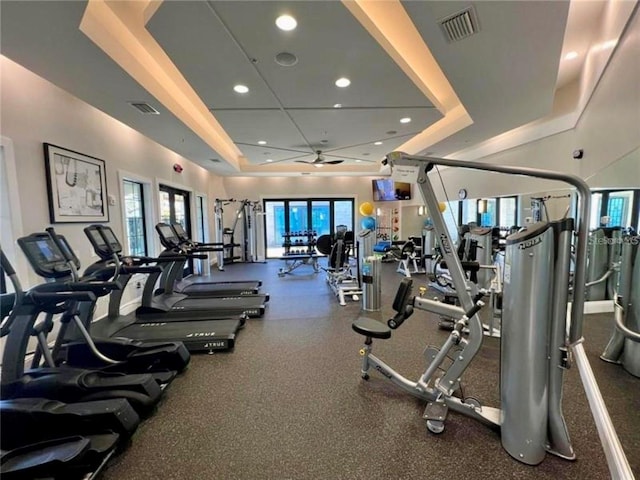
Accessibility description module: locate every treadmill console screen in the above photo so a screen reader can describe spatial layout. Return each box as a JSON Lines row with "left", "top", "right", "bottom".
{"left": 84, "top": 226, "right": 122, "bottom": 258}
{"left": 101, "top": 228, "right": 122, "bottom": 253}
{"left": 17, "top": 234, "right": 71, "bottom": 278}
{"left": 172, "top": 223, "right": 189, "bottom": 241}
{"left": 156, "top": 224, "right": 179, "bottom": 247}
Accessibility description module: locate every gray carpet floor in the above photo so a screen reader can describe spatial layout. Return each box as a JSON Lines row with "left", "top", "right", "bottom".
{"left": 101, "top": 260, "right": 639, "bottom": 480}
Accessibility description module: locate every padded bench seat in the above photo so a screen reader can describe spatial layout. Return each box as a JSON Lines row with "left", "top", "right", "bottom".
{"left": 352, "top": 317, "right": 391, "bottom": 339}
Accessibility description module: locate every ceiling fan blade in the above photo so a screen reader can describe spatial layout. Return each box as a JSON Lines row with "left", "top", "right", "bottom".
{"left": 323, "top": 160, "right": 344, "bottom": 165}
{"left": 294, "top": 160, "right": 314, "bottom": 164}
{"left": 236, "top": 142, "right": 314, "bottom": 155}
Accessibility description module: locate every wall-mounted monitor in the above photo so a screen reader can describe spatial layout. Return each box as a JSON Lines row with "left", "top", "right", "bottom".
{"left": 372, "top": 179, "right": 412, "bottom": 201}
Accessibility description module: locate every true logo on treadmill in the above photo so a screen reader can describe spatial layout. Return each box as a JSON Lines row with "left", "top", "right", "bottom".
{"left": 139, "top": 322, "right": 167, "bottom": 327}
{"left": 204, "top": 341, "right": 226, "bottom": 348}
{"left": 518, "top": 237, "right": 543, "bottom": 250}
{"left": 186, "top": 332, "right": 216, "bottom": 337}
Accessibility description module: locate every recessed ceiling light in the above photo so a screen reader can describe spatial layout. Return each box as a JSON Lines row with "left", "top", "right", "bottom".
{"left": 333, "top": 103, "right": 342, "bottom": 108}
{"left": 266, "top": 159, "right": 273, "bottom": 162}
{"left": 355, "top": 160, "right": 362, "bottom": 163}
{"left": 258, "top": 140, "right": 267, "bottom": 145}
{"left": 400, "top": 117, "right": 411, "bottom": 124}
{"left": 564, "top": 51, "right": 578, "bottom": 60}
{"left": 233, "top": 84, "right": 249, "bottom": 94}
{"left": 335, "top": 77, "right": 351, "bottom": 88}
{"left": 374, "top": 141, "right": 383, "bottom": 145}
{"left": 276, "top": 15, "right": 297, "bottom": 31}
{"left": 314, "top": 164, "right": 324, "bottom": 168}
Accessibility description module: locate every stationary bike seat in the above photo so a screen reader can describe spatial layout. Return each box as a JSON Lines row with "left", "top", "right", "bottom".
{"left": 352, "top": 317, "right": 391, "bottom": 339}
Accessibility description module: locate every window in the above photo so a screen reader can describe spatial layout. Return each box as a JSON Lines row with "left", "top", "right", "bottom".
{"left": 589, "top": 193, "right": 603, "bottom": 229}
{"left": 123, "top": 179, "right": 147, "bottom": 257}
{"left": 462, "top": 200, "right": 477, "bottom": 225}
{"left": 195, "top": 195, "right": 207, "bottom": 244}
{"left": 443, "top": 200, "right": 460, "bottom": 244}
{"left": 589, "top": 189, "right": 639, "bottom": 230}
{"left": 606, "top": 191, "right": 634, "bottom": 227}
{"left": 498, "top": 197, "right": 518, "bottom": 227}
{"left": 0, "top": 137, "right": 25, "bottom": 293}
{"left": 479, "top": 199, "right": 496, "bottom": 227}
{"left": 263, "top": 198, "right": 354, "bottom": 258}
{"left": 264, "top": 201, "right": 285, "bottom": 258}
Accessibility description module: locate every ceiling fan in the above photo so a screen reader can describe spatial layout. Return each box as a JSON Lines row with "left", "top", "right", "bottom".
{"left": 294, "top": 150, "right": 344, "bottom": 167}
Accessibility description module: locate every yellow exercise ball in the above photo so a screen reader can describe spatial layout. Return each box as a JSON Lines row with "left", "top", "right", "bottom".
{"left": 438, "top": 202, "right": 447, "bottom": 213}
{"left": 359, "top": 202, "right": 374, "bottom": 216}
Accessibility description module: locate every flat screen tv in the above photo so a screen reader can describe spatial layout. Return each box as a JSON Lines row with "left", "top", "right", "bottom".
{"left": 372, "top": 179, "right": 411, "bottom": 201}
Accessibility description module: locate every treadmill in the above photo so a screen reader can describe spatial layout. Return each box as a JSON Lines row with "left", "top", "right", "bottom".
{"left": 83, "top": 225, "right": 243, "bottom": 352}
{"left": 129, "top": 223, "right": 268, "bottom": 318}
{"left": 166, "top": 222, "right": 262, "bottom": 296}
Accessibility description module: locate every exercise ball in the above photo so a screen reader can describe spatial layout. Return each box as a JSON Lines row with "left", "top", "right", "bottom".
{"left": 359, "top": 202, "right": 374, "bottom": 216}
{"left": 361, "top": 216, "right": 376, "bottom": 230}
{"left": 439, "top": 202, "right": 447, "bottom": 213}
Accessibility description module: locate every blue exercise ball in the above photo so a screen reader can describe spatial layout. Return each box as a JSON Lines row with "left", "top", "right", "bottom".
{"left": 361, "top": 216, "right": 376, "bottom": 230}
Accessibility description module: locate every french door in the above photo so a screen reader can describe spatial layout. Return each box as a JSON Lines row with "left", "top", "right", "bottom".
{"left": 159, "top": 184, "right": 192, "bottom": 273}
{"left": 263, "top": 198, "right": 354, "bottom": 258}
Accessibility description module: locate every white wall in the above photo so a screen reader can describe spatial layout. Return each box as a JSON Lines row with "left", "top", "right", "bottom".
{"left": 223, "top": 174, "right": 377, "bottom": 225}
{"left": 0, "top": 57, "right": 223, "bottom": 316}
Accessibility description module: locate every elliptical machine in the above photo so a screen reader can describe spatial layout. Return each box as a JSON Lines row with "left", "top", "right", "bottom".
{"left": 351, "top": 152, "right": 632, "bottom": 476}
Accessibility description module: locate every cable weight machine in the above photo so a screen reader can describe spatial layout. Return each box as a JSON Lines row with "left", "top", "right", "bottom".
{"left": 351, "top": 152, "right": 633, "bottom": 477}
{"left": 214, "top": 199, "right": 265, "bottom": 270}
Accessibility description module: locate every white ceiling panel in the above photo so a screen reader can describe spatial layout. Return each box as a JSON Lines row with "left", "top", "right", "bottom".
{"left": 147, "top": 1, "right": 281, "bottom": 109}
{"left": 210, "top": 1, "right": 433, "bottom": 109}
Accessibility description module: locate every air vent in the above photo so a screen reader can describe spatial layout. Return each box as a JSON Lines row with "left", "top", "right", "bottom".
{"left": 439, "top": 6, "right": 479, "bottom": 43}
{"left": 210, "top": 158, "right": 221, "bottom": 163}
{"left": 128, "top": 102, "right": 160, "bottom": 115}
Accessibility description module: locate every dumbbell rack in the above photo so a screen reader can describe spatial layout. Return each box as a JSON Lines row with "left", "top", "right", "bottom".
{"left": 278, "top": 231, "right": 319, "bottom": 277}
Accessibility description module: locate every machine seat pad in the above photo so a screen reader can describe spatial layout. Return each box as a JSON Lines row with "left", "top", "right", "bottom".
{"left": 352, "top": 317, "right": 391, "bottom": 339}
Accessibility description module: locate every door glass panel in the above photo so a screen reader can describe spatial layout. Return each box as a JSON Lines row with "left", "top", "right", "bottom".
{"left": 499, "top": 197, "right": 517, "bottom": 227}
{"left": 174, "top": 193, "right": 187, "bottom": 227}
{"left": 443, "top": 201, "right": 459, "bottom": 244}
{"left": 265, "top": 201, "right": 285, "bottom": 258}
{"left": 590, "top": 193, "right": 603, "bottom": 229}
{"left": 480, "top": 199, "right": 497, "bottom": 227}
{"left": 606, "top": 191, "right": 633, "bottom": 227}
{"left": 311, "top": 201, "right": 330, "bottom": 236}
{"left": 195, "top": 196, "right": 206, "bottom": 243}
{"left": 462, "top": 200, "right": 477, "bottom": 225}
{"left": 289, "top": 201, "right": 308, "bottom": 233}
{"left": 333, "top": 201, "right": 353, "bottom": 234}
{"left": 159, "top": 191, "right": 171, "bottom": 224}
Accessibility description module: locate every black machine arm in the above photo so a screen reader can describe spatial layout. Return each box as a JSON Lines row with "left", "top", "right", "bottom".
{"left": 387, "top": 278, "right": 415, "bottom": 329}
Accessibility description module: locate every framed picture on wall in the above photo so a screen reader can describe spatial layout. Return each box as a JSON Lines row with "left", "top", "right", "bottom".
{"left": 44, "top": 143, "right": 109, "bottom": 223}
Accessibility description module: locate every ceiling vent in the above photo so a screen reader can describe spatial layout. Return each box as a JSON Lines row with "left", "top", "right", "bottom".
{"left": 439, "top": 6, "right": 479, "bottom": 43}
{"left": 128, "top": 102, "right": 160, "bottom": 115}
{"left": 209, "top": 158, "right": 221, "bottom": 163}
